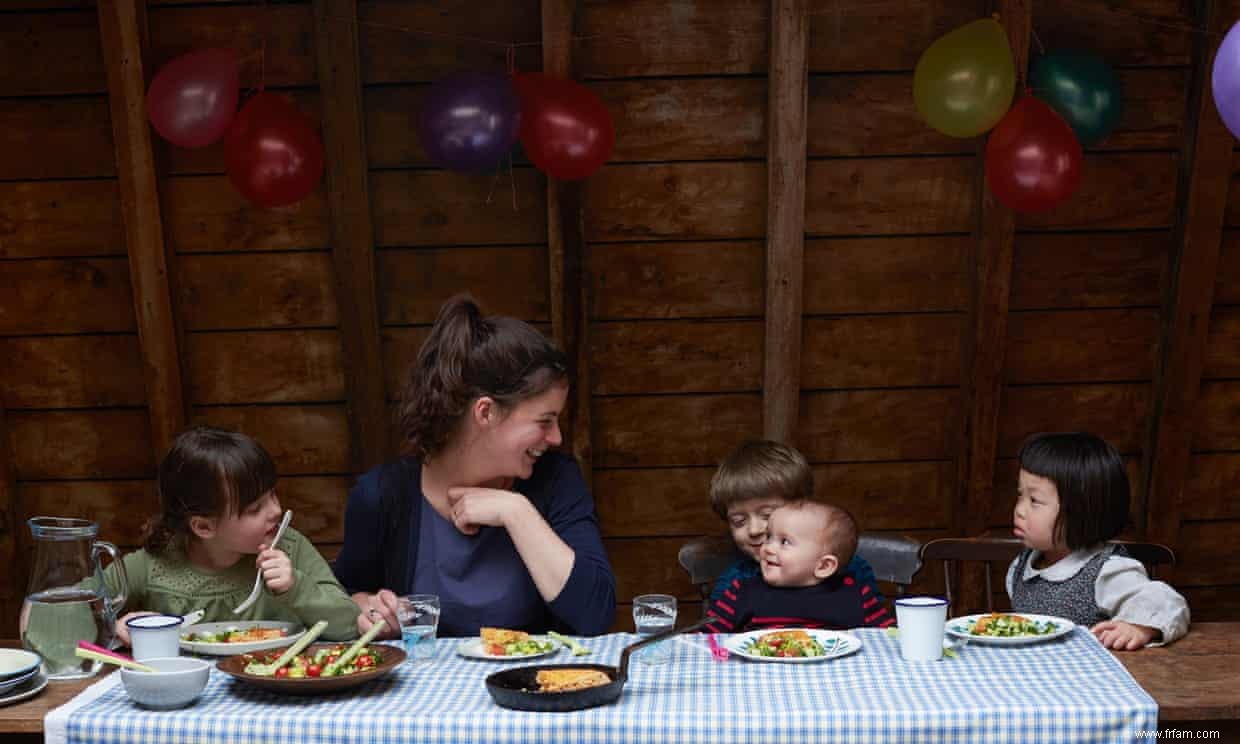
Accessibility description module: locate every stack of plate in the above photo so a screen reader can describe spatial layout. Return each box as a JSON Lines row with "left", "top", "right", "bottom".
{"left": 0, "top": 649, "right": 46, "bottom": 706}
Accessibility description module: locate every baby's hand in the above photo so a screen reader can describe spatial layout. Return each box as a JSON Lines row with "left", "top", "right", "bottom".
{"left": 115, "top": 611, "right": 157, "bottom": 647}
{"left": 1090, "top": 619, "right": 1159, "bottom": 650}
{"left": 257, "top": 544, "right": 294, "bottom": 595}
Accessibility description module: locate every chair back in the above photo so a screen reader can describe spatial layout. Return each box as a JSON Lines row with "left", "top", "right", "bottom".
{"left": 919, "top": 536, "right": 1176, "bottom": 615}
{"left": 677, "top": 533, "right": 923, "bottom": 603}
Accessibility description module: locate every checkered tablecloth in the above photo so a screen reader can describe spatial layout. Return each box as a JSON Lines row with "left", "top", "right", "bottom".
{"left": 46, "top": 628, "right": 1156, "bottom": 744}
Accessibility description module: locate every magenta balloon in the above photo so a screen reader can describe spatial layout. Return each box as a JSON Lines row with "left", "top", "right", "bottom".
{"left": 147, "top": 48, "right": 240, "bottom": 148}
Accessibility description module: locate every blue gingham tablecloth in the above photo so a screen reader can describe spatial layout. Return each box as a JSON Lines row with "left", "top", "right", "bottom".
{"left": 46, "top": 628, "right": 1156, "bottom": 744}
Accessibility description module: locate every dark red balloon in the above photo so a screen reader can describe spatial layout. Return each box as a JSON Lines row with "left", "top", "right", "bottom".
{"left": 513, "top": 72, "right": 614, "bottom": 180}
{"left": 147, "top": 48, "right": 240, "bottom": 148}
{"left": 224, "top": 92, "right": 324, "bottom": 208}
{"left": 985, "top": 96, "right": 1082, "bottom": 213}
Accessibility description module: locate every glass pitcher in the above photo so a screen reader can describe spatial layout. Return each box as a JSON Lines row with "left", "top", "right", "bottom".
{"left": 20, "top": 517, "right": 128, "bottom": 679}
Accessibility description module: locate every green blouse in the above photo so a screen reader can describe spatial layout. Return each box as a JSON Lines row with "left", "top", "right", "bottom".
{"left": 104, "top": 527, "right": 359, "bottom": 641}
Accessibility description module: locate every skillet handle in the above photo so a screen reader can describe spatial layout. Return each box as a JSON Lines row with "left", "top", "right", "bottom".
{"left": 617, "top": 618, "right": 711, "bottom": 685}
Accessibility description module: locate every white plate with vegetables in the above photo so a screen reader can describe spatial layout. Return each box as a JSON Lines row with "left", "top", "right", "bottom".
{"left": 724, "top": 628, "right": 862, "bottom": 662}
{"left": 946, "top": 613, "right": 1074, "bottom": 645}
{"left": 457, "top": 635, "right": 559, "bottom": 660}
{"left": 180, "top": 620, "right": 304, "bottom": 655}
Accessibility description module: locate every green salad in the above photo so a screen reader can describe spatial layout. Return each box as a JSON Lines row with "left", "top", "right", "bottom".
{"left": 748, "top": 630, "right": 825, "bottom": 658}
{"left": 967, "top": 613, "right": 1059, "bottom": 637}
{"left": 485, "top": 637, "right": 555, "bottom": 656}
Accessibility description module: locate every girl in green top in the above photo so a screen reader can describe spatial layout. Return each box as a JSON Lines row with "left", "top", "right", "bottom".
{"left": 110, "top": 426, "right": 358, "bottom": 645}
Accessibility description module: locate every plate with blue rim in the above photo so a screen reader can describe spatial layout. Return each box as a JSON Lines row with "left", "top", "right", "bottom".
{"left": 723, "top": 628, "right": 863, "bottom": 662}
{"left": 946, "top": 613, "right": 1075, "bottom": 645}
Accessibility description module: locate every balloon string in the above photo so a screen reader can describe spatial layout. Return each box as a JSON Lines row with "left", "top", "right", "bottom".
{"left": 506, "top": 45, "right": 516, "bottom": 75}
{"left": 509, "top": 151, "right": 518, "bottom": 212}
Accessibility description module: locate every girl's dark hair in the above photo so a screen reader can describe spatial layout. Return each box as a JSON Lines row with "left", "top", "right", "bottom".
{"left": 144, "top": 426, "right": 278, "bottom": 555}
{"left": 398, "top": 295, "right": 568, "bottom": 460}
{"left": 1017, "top": 432, "right": 1129, "bottom": 550}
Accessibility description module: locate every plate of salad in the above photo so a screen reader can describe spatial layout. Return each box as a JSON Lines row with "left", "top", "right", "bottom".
{"left": 217, "top": 642, "right": 405, "bottom": 694}
{"left": 724, "top": 628, "right": 863, "bottom": 663}
{"left": 457, "top": 628, "right": 559, "bottom": 660}
{"left": 946, "top": 613, "right": 1074, "bottom": 645}
{"left": 180, "top": 620, "right": 304, "bottom": 656}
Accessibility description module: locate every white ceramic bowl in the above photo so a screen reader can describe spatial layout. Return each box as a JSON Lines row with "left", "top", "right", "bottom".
{"left": 0, "top": 649, "right": 41, "bottom": 680}
{"left": 120, "top": 657, "right": 211, "bottom": 709}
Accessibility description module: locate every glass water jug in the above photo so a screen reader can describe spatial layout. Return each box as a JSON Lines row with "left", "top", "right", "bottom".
{"left": 20, "top": 517, "right": 128, "bottom": 679}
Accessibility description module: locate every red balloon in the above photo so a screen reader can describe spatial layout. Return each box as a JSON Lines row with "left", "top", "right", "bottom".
{"left": 513, "top": 73, "right": 614, "bottom": 180}
{"left": 147, "top": 48, "right": 240, "bottom": 148}
{"left": 224, "top": 92, "right": 324, "bottom": 208}
{"left": 985, "top": 96, "right": 1083, "bottom": 213}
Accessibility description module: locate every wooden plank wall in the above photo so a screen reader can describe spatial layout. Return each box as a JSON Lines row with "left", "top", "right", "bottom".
{"left": 1, "top": 0, "right": 1239, "bottom": 635}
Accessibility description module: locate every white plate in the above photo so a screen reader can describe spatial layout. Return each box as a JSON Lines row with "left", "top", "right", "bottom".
{"left": 724, "top": 629, "right": 863, "bottom": 662}
{"left": 946, "top": 613, "right": 1075, "bottom": 645}
{"left": 0, "top": 670, "right": 47, "bottom": 707}
{"left": 456, "top": 636, "right": 559, "bottom": 661}
{"left": 179, "top": 620, "right": 305, "bottom": 656}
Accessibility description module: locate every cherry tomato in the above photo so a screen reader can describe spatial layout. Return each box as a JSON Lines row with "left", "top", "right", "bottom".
{"left": 488, "top": 644, "right": 505, "bottom": 656}
{"left": 306, "top": 664, "right": 321, "bottom": 677}
{"left": 357, "top": 654, "right": 375, "bottom": 668}
{"left": 275, "top": 667, "right": 289, "bottom": 678}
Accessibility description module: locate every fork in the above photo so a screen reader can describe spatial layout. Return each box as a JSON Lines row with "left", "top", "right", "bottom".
{"left": 233, "top": 510, "right": 292, "bottom": 614}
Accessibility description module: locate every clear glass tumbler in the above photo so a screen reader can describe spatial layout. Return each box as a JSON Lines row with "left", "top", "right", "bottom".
{"left": 397, "top": 594, "right": 440, "bottom": 665}
{"left": 632, "top": 593, "right": 677, "bottom": 665}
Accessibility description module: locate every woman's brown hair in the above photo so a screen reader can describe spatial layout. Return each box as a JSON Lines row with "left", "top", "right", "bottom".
{"left": 144, "top": 426, "right": 278, "bottom": 555}
{"left": 398, "top": 295, "right": 568, "bottom": 460}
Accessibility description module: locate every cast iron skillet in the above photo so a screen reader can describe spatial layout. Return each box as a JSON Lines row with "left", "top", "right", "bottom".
{"left": 485, "top": 619, "right": 710, "bottom": 712}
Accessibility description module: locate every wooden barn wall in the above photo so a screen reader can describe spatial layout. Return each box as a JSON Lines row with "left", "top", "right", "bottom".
{"left": 2, "top": 0, "right": 1239, "bottom": 635}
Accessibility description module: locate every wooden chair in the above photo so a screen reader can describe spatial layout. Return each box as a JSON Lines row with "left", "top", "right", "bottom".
{"left": 919, "top": 535, "right": 1176, "bottom": 615}
{"left": 677, "top": 533, "right": 923, "bottom": 605}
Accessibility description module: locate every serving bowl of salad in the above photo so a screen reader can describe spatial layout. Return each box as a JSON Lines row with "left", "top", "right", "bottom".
{"left": 945, "top": 613, "right": 1075, "bottom": 645}
{"left": 217, "top": 642, "right": 405, "bottom": 694}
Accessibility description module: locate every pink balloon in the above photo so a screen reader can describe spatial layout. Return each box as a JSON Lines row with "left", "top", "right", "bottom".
{"left": 147, "top": 48, "right": 240, "bottom": 148}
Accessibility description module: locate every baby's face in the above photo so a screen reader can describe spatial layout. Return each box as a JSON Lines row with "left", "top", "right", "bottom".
{"left": 725, "top": 497, "right": 787, "bottom": 559}
{"left": 759, "top": 505, "right": 834, "bottom": 587}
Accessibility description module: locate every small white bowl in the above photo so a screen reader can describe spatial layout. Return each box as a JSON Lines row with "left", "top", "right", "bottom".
{"left": 0, "top": 649, "right": 41, "bottom": 680}
{"left": 121, "top": 657, "right": 210, "bottom": 710}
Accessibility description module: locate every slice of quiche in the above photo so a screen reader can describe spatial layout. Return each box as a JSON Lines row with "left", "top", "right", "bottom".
{"left": 535, "top": 668, "right": 612, "bottom": 693}
{"left": 480, "top": 627, "right": 530, "bottom": 645}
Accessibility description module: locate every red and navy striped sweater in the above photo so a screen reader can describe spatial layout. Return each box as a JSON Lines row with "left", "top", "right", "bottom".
{"left": 704, "top": 572, "right": 895, "bottom": 633}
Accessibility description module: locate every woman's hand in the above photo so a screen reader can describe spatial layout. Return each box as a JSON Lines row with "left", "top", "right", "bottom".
{"left": 257, "top": 543, "right": 294, "bottom": 595}
{"left": 1091, "top": 619, "right": 1159, "bottom": 650}
{"left": 446, "top": 487, "right": 528, "bottom": 535}
{"left": 115, "top": 611, "right": 157, "bottom": 647}
{"left": 352, "top": 589, "right": 400, "bottom": 639}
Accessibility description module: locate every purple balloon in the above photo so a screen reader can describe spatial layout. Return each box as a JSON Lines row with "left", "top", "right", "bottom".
{"left": 1213, "top": 21, "right": 1240, "bottom": 140}
{"left": 418, "top": 72, "right": 520, "bottom": 172}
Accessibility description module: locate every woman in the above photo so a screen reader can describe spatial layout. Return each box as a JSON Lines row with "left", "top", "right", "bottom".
{"left": 333, "top": 295, "right": 616, "bottom": 638}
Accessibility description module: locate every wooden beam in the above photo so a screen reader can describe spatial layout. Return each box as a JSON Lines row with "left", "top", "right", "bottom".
{"left": 97, "top": 0, "right": 186, "bottom": 457}
{"left": 1142, "top": 0, "right": 1233, "bottom": 560}
{"left": 542, "top": 0, "right": 592, "bottom": 483}
{"left": 313, "top": 0, "right": 390, "bottom": 472}
{"left": 762, "top": 0, "right": 808, "bottom": 444}
{"left": 955, "top": 0, "right": 1031, "bottom": 612}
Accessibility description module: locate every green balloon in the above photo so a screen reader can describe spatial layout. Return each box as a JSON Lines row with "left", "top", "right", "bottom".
{"left": 1029, "top": 50, "right": 1122, "bottom": 147}
{"left": 914, "top": 18, "right": 1016, "bottom": 138}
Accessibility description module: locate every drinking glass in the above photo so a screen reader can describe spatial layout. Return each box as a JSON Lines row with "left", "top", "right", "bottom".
{"left": 397, "top": 594, "right": 440, "bottom": 665}
{"left": 632, "top": 594, "right": 677, "bottom": 665}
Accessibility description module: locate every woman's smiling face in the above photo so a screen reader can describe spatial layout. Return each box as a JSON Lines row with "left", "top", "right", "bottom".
{"left": 481, "top": 382, "right": 568, "bottom": 480}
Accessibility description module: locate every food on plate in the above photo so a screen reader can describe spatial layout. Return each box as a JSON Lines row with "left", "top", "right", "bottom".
{"left": 182, "top": 626, "right": 288, "bottom": 644}
{"left": 534, "top": 668, "right": 611, "bottom": 693}
{"left": 749, "top": 629, "right": 826, "bottom": 658}
{"left": 241, "top": 644, "right": 381, "bottom": 678}
{"left": 479, "top": 627, "right": 555, "bottom": 656}
{"left": 968, "top": 613, "right": 1059, "bottom": 637}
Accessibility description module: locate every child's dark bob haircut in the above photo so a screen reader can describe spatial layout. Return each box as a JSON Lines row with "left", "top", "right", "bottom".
{"left": 1017, "top": 432, "right": 1129, "bottom": 551}
{"left": 710, "top": 440, "right": 812, "bottom": 519}
{"left": 145, "top": 426, "right": 278, "bottom": 555}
